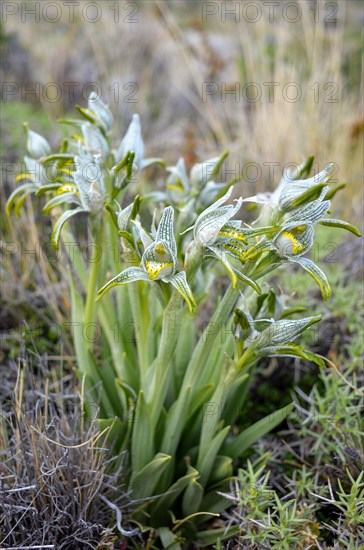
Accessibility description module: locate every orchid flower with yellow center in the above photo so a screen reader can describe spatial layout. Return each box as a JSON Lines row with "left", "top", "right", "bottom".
{"left": 97, "top": 206, "right": 196, "bottom": 313}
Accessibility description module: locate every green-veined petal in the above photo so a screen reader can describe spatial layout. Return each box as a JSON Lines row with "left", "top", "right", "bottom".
{"left": 163, "top": 271, "right": 196, "bottom": 313}
{"left": 51, "top": 207, "right": 86, "bottom": 249}
{"left": 96, "top": 267, "right": 149, "bottom": 301}
{"left": 156, "top": 206, "right": 177, "bottom": 257}
{"left": 289, "top": 257, "right": 332, "bottom": 300}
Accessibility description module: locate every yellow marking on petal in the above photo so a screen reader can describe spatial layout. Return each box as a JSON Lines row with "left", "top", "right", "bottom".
{"left": 57, "top": 184, "right": 80, "bottom": 196}
{"left": 61, "top": 168, "right": 74, "bottom": 176}
{"left": 224, "top": 242, "right": 247, "bottom": 261}
{"left": 72, "top": 134, "right": 85, "bottom": 143}
{"left": 281, "top": 231, "right": 306, "bottom": 255}
{"left": 218, "top": 228, "right": 247, "bottom": 244}
{"left": 145, "top": 260, "right": 174, "bottom": 281}
{"left": 16, "top": 173, "right": 33, "bottom": 183}
{"left": 155, "top": 242, "right": 166, "bottom": 255}
{"left": 294, "top": 225, "right": 307, "bottom": 234}
{"left": 166, "top": 178, "right": 184, "bottom": 192}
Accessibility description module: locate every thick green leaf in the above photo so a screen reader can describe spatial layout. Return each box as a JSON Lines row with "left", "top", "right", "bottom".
{"left": 151, "top": 467, "right": 200, "bottom": 525}
{"left": 158, "top": 527, "right": 182, "bottom": 550}
{"left": 129, "top": 452, "right": 172, "bottom": 500}
{"left": 197, "top": 426, "right": 230, "bottom": 486}
{"left": 223, "top": 403, "right": 294, "bottom": 459}
{"left": 182, "top": 475, "right": 204, "bottom": 516}
{"left": 208, "top": 455, "right": 233, "bottom": 485}
{"left": 161, "top": 386, "right": 191, "bottom": 455}
{"left": 196, "top": 525, "right": 240, "bottom": 547}
{"left": 131, "top": 391, "right": 155, "bottom": 474}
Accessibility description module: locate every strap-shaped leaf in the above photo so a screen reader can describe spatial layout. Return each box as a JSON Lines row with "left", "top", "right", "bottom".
{"left": 151, "top": 467, "right": 199, "bottom": 525}
{"left": 222, "top": 403, "right": 294, "bottom": 459}
{"left": 197, "top": 426, "right": 231, "bottom": 486}
{"left": 319, "top": 218, "right": 361, "bottom": 237}
{"left": 96, "top": 267, "right": 149, "bottom": 301}
{"left": 164, "top": 271, "right": 196, "bottom": 313}
{"left": 196, "top": 525, "right": 241, "bottom": 546}
{"left": 129, "top": 452, "right": 172, "bottom": 500}
{"left": 161, "top": 386, "right": 191, "bottom": 455}
{"left": 290, "top": 257, "right": 332, "bottom": 300}
{"left": 182, "top": 474, "right": 204, "bottom": 516}
{"left": 51, "top": 207, "right": 86, "bottom": 249}
{"left": 156, "top": 206, "right": 177, "bottom": 257}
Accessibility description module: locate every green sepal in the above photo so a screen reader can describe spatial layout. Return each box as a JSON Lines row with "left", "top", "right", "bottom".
{"left": 258, "top": 343, "right": 326, "bottom": 368}
{"left": 284, "top": 183, "right": 327, "bottom": 211}
{"left": 43, "top": 192, "right": 79, "bottom": 215}
{"left": 324, "top": 183, "right": 346, "bottom": 200}
{"left": 290, "top": 257, "right": 332, "bottom": 300}
{"left": 319, "top": 218, "right": 361, "bottom": 237}
{"left": 35, "top": 183, "right": 62, "bottom": 196}
{"left": 6, "top": 183, "right": 38, "bottom": 216}
{"left": 41, "top": 153, "right": 75, "bottom": 164}
{"left": 51, "top": 207, "right": 86, "bottom": 249}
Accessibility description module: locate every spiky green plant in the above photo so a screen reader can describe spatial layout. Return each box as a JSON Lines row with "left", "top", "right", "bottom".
{"left": 6, "top": 93, "right": 360, "bottom": 547}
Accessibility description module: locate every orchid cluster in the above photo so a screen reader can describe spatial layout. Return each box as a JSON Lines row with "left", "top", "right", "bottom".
{"left": 7, "top": 93, "right": 360, "bottom": 547}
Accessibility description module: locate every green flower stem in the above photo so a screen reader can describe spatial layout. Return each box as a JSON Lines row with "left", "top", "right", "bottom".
{"left": 84, "top": 222, "right": 103, "bottom": 332}
{"left": 128, "top": 282, "right": 150, "bottom": 380}
{"left": 182, "top": 284, "right": 238, "bottom": 391}
{"left": 148, "top": 290, "right": 184, "bottom": 421}
{"left": 62, "top": 226, "right": 137, "bottom": 388}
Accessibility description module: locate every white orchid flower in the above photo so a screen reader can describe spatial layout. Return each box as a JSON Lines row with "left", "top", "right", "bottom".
{"left": 24, "top": 123, "right": 51, "bottom": 159}
{"left": 87, "top": 92, "right": 114, "bottom": 134}
{"left": 185, "top": 187, "right": 261, "bottom": 293}
{"left": 97, "top": 206, "right": 196, "bottom": 313}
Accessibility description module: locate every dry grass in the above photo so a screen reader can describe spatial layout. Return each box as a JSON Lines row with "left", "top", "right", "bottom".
{"left": 0, "top": 355, "right": 137, "bottom": 549}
